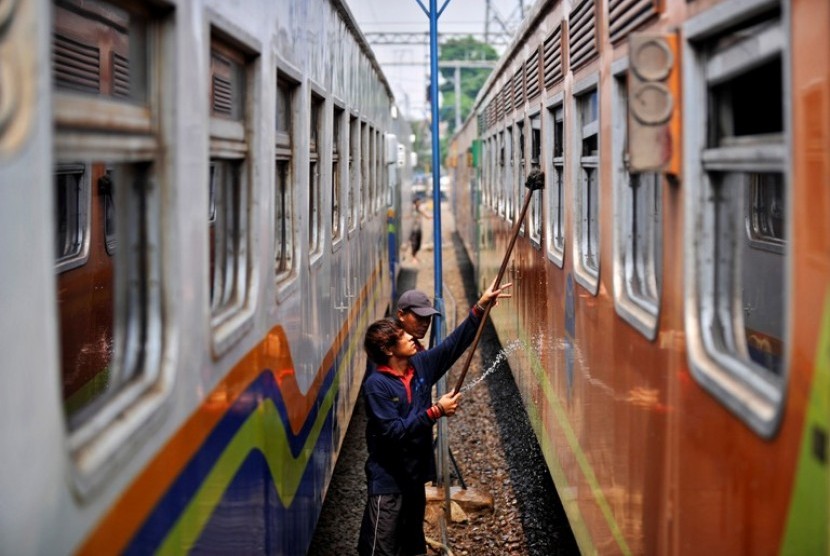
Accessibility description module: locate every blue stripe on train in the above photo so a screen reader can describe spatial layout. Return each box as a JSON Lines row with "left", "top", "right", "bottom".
{"left": 123, "top": 366, "right": 337, "bottom": 554}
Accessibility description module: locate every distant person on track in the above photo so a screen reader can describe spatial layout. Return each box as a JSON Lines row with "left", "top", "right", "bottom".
{"left": 357, "top": 278, "right": 513, "bottom": 556}
{"left": 407, "top": 198, "right": 430, "bottom": 265}
{"left": 395, "top": 289, "right": 440, "bottom": 352}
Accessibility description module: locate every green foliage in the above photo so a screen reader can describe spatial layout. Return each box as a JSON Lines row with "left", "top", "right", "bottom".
{"left": 438, "top": 36, "right": 498, "bottom": 140}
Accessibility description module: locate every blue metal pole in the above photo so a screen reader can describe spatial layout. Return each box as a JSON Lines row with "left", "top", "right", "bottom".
{"left": 428, "top": 0, "right": 444, "bottom": 331}
{"left": 417, "top": 0, "right": 453, "bottom": 530}
{"left": 416, "top": 0, "right": 449, "bottom": 340}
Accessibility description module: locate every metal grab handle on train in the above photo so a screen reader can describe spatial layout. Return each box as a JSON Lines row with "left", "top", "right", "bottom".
{"left": 451, "top": 170, "right": 545, "bottom": 396}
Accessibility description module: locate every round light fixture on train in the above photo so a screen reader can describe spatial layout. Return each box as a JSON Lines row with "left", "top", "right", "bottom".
{"left": 631, "top": 37, "right": 673, "bottom": 82}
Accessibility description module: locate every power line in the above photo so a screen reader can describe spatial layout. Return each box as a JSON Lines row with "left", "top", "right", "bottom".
{"left": 364, "top": 31, "right": 512, "bottom": 46}
{"left": 378, "top": 60, "right": 497, "bottom": 68}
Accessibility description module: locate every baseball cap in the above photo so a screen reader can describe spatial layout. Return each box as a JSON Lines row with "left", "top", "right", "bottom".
{"left": 397, "top": 290, "right": 441, "bottom": 317}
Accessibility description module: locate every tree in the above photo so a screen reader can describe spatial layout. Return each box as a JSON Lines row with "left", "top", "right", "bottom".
{"left": 437, "top": 36, "right": 498, "bottom": 161}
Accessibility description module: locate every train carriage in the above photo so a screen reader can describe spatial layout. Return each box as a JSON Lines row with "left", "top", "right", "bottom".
{"left": 450, "top": 0, "right": 829, "bottom": 553}
{"left": 0, "top": 0, "right": 410, "bottom": 553}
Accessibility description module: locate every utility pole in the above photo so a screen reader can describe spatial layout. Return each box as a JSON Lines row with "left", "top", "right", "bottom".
{"left": 454, "top": 64, "right": 461, "bottom": 130}
{"left": 485, "top": 0, "right": 491, "bottom": 44}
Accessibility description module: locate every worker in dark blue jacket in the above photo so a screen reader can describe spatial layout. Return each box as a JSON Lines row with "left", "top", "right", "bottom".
{"left": 357, "top": 279, "right": 512, "bottom": 556}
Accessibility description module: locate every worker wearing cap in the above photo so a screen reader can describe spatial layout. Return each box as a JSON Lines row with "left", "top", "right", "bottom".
{"left": 395, "top": 290, "right": 440, "bottom": 352}
{"left": 357, "top": 278, "right": 512, "bottom": 556}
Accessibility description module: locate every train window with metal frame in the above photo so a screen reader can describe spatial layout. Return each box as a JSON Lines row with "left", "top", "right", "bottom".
{"left": 332, "top": 105, "right": 344, "bottom": 245}
{"left": 573, "top": 79, "right": 600, "bottom": 294}
{"left": 378, "top": 129, "right": 386, "bottom": 213}
{"left": 375, "top": 128, "right": 382, "bottom": 213}
{"left": 612, "top": 66, "right": 662, "bottom": 340}
{"left": 486, "top": 137, "right": 495, "bottom": 210}
{"left": 377, "top": 128, "right": 383, "bottom": 212}
{"left": 54, "top": 163, "right": 90, "bottom": 273}
{"left": 101, "top": 168, "right": 117, "bottom": 255}
{"left": 516, "top": 120, "right": 526, "bottom": 232}
{"left": 371, "top": 128, "right": 379, "bottom": 214}
{"left": 506, "top": 125, "right": 515, "bottom": 222}
{"left": 275, "top": 73, "right": 297, "bottom": 285}
{"left": 208, "top": 32, "right": 257, "bottom": 353}
{"left": 491, "top": 135, "right": 498, "bottom": 211}
{"left": 497, "top": 130, "right": 506, "bottom": 217}
{"left": 748, "top": 176, "right": 785, "bottom": 246}
{"left": 481, "top": 137, "right": 488, "bottom": 209}
{"left": 528, "top": 112, "right": 542, "bottom": 246}
{"left": 545, "top": 96, "right": 565, "bottom": 267}
{"left": 309, "top": 92, "right": 324, "bottom": 261}
{"left": 370, "top": 127, "right": 378, "bottom": 215}
{"left": 360, "top": 121, "right": 368, "bottom": 225}
{"left": 52, "top": 0, "right": 171, "bottom": 488}
{"left": 348, "top": 114, "right": 359, "bottom": 233}
{"left": 365, "top": 124, "right": 373, "bottom": 219}
{"left": 683, "top": 0, "right": 787, "bottom": 437}
{"left": 480, "top": 138, "right": 488, "bottom": 208}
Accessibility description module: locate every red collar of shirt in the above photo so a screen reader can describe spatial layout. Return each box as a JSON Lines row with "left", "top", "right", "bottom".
{"left": 377, "top": 364, "right": 415, "bottom": 403}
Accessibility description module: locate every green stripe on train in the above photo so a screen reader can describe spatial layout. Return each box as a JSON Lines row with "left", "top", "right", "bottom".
{"left": 516, "top": 327, "right": 627, "bottom": 556}
{"left": 780, "top": 292, "right": 830, "bottom": 555}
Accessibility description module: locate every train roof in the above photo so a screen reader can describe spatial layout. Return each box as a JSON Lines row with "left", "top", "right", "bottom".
{"left": 332, "top": 0, "right": 398, "bottom": 106}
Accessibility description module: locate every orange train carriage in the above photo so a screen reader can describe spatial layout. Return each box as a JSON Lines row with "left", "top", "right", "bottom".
{"left": 0, "top": 0, "right": 411, "bottom": 553}
{"left": 449, "top": 0, "right": 828, "bottom": 553}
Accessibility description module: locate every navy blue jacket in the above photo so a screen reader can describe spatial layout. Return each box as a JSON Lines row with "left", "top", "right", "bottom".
{"left": 363, "top": 308, "right": 482, "bottom": 495}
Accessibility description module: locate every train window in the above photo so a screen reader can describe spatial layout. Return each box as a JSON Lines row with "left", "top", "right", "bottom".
{"left": 348, "top": 115, "right": 359, "bottom": 233}
{"left": 479, "top": 137, "right": 486, "bottom": 206}
{"left": 54, "top": 163, "right": 90, "bottom": 273}
{"left": 573, "top": 81, "right": 600, "bottom": 294}
{"left": 545, "top": 98, "right": 565, "bottom": 267}
{"left": 612, "top": 69, "right": 662, "bottom": 339}
{"left": 360, "top": 121, "right": 368, "bottom": 225}
{"left": 376, "top": 129, "right": 384, "bottom": 213}
{"left": 505, "top": 125, "right": 514, "bottom": 221}
{"left": 58, "top": 162, "right": 164, "bottom": 426}
{"left": 481, "top": 137, "right": 488, "bottom": 208}
{"left": 101, "top": 169, "right": 117, "bottom": 255}
{"left": 374, "top": 128, "right": 380, "bottom": 214}
{"left": 276, "top": 74, "right": 297, "bottom": 284}
{"left": 52, "top": 0, "right": 171, "bottom": 487}
{"left": 497, "top": 131, "right": 506, "bottom": 216}
{"left": 209, "top": 160, "right": 246, "bottom": 306}
{"left": 516, "top": 120, "right": 526, "bottom": 231}
{"left": 369, "top": 128, "right": 376, "bottom": 214}
{"left": 209, "top": 33, "right": 256, "bottom": 351}
{"left": 332, "top": 106, "right": 344, "bottom": 244}
{"left": 748, "top": 175, "right": 785, "bottom": 246}
{"left": 484, "top": 136, "right": 498, "bottom": 210}
{"left": 529, "top": 113, "right": 542, "bottom": 246}
{"left": 369, "top": 126, "right": 377, "bottom": 216}
{"left": 683, "top": 4, "right": 787, "bottom": 437}
{"left": 208, "top": 165, "right": 217, "bottom": 223}
{"left": 490, "top": 136, "right": 498, "bottom": 210}
{"left": 309, "top": 93, "right": 324, "bottom": 261}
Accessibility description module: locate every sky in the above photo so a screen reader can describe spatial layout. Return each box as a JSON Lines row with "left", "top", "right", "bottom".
{"left": 344, "top": 0, "right": 532, "bottom": 119}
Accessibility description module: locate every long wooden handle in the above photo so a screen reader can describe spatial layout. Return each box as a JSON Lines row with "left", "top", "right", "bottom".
{"left": 451, "top": 181, "right": 538, "bottom": 395}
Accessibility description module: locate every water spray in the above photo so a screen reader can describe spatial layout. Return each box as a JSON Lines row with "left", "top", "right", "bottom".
{"left": 458, "top": 339, "right": 523, "bottom": 393}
